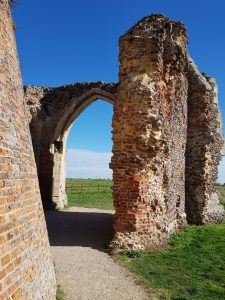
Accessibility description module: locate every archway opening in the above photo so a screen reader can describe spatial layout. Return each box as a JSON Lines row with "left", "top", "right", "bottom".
{"left": 46, "top": 98, "right": 114, "bottom": 251}
{"left": 65, "top": 99, "right": 113, "bottom": 212}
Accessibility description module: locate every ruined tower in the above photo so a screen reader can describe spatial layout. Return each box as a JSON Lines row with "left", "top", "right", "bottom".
{"left": 24, "top": 15, "right": 224, "bottom": 252}
{"left": 1, "top": 5, "right": 224, "bottom": 298}
{"left": 0, "top": 1, "right": 56, "bottom": 298}
{"left": 111, "top": 15, "right": 189, "bottom": 249}
{"left": 110, "top": 14, "right": 224, "bottom": 249}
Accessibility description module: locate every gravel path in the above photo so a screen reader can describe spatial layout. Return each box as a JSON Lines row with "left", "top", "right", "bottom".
{"left": 45, "top": 207, "right": 151, "bottom": 300}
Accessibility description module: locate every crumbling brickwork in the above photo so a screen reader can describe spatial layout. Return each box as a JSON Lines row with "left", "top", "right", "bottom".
{"left": 110, "top": 15, "right": 223, "bottom": 249}
{"left": 1, "top": 6, "right": 224, "bottom": 298}
{"left": 24, "top": 82, "right": 117, "bottom": 209}
{"left": 0, "top": 1, "right": 56, "bottom": 298}
{"left": 25, "top": 15, "right": 224, "bottom": 251}
{"left": 186, "top": 57, "right": 224, "bottom": 224}
{"left": 222, "top": 142, "right": 225, "bottom": 156}
{"left": 111, "top": 15, "right": 189, "bottom": 249}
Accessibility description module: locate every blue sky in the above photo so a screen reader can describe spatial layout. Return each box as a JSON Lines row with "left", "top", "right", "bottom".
{"left": 13, "top": 0, "right": 224, "bottom": 181}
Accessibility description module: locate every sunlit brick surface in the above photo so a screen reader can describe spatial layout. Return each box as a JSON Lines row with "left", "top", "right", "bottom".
{"left": 0, "top": 1, "right": 56, "bottom": 298}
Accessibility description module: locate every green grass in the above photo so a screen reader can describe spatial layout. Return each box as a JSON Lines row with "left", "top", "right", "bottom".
{"left": 66, "top": 178, "right": 113, "bottom": 210}
{"left": 217, "top": 184, "right": 225, "bottom": 208}
{"left": 65, "top": 180, "right": 225, "bottom": 212}
{"left": 56, "top": 285, "right": 65, "bottom": 300}
{"left": 117, "top": 224, "right": 225, "bottom": 300}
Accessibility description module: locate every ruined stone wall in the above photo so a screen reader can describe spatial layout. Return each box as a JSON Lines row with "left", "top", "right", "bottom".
{"left": 218, "top": 111, "right": 225, "bottom": 156}
{"left": 24, "top": 82, "right": 116, "bottom": 209}
{"left": 222, "top": 142, "right": 225, "bottom": 156}
{"left": 0, "top": 1, "right": 56, "bottom": 298}
{"left": 111, "top": 15, "right": 189, "bottom": 250}
{"left": 24, "top": 86, "right": 55, "bottom": 208}
{"left": 186, "top": 57, "right": 224, "bottom": 224}
{"left": 24, "top": 14, "right": 224, "bottom": 253}
{"left": 1, "top": 5, "right": 224, "bottom": 299}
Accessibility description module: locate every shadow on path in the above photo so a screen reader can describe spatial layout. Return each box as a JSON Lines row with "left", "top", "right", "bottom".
{"left": 45, "top": 209, "right": 114, "bottom": 252}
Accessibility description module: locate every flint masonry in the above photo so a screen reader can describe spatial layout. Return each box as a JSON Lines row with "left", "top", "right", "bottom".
{"left": 0, "top": 1, "right": 224, "bottom": 298}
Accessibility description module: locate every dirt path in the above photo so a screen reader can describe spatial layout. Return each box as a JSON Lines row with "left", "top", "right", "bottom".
{"left": 45, "top": 207, "right": 150, "bottom": 300}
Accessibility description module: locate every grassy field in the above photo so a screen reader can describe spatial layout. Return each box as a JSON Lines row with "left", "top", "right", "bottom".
{"left": 117, "top": 224, "right": 225, "bottom": 300}
{"left": 66, "top": 180, "right": 225, "bottom": 211}
{"left": 66, "top": 178, "right": 113, "bottom": 210}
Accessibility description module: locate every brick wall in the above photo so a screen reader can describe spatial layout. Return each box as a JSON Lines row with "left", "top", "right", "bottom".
{"left": 0, "top": 1, "right": 56, "bottom": 298}
{"left": 24, "top": 14, "right": 224, "bottom": 252}
{"left": 186, "top": 57, "right": 224, "bottom": 224}
{"left": 111, "top": 15, "right": 189, "bottom": 250}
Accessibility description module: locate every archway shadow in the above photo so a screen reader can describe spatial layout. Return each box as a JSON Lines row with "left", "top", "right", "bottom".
{"left": 45, "top": 209, "right": 114, "bottom": 252}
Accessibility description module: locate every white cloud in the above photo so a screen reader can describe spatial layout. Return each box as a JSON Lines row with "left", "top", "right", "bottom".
{"left": 66, "top": 148, "right": 112, "bottom": 179}
{"left": 218, "top": 156, "right": 225, "bottom": 184}
{"left": 66, "top": 148, "right": 225, "bottom": 183}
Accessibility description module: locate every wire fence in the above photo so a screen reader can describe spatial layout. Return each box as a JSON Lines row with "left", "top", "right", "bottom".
{"left": 65, "top": 181, "right": 113, "bottom": 209}
{"left": 66, "top": 183, "right": 112, "bottom": 194}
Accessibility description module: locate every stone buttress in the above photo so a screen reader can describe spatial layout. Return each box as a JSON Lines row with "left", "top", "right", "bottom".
{"left": 186, "top": 57, "right": 224, "bottom": 224}
{"left": 111, "top": 15, "right": 189, "bottom": 249}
